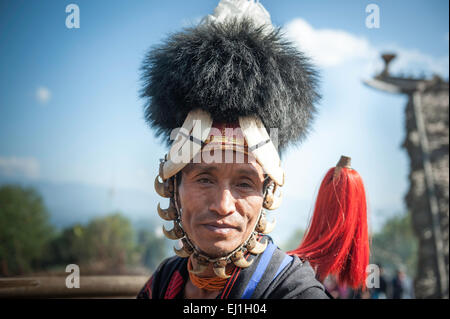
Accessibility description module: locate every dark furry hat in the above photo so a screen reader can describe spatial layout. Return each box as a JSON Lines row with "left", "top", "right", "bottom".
{"left": 140, "top": 19, "right": 320, "bottom": 154}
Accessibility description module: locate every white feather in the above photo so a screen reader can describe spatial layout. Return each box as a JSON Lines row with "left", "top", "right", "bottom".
{"left": 202, "top": 0, "right": 273, "bottom": 30}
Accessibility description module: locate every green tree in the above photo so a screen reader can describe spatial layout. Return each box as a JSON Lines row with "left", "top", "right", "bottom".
{"left": 45, "top": 223, "right": 90, "bottom": 267}
{"left": 0, "top": 185, "right": 53, "bottom": 276}
{"left": 83, "top": 213, "right": 136, "bottom": 273}
{"left": 86, "top": 213, "right": 134, "bottom": 268}
{"left": 370, "top": 212, "right": 418, "bottom": 278}
{"left": 280, "top": 228, "right": 305, "bottom": 252}
{"left": 136, "top": 229, "right": 168, "bottom": 272}
{"left": 47, "top": 213, "right": 136, "bottom": 274}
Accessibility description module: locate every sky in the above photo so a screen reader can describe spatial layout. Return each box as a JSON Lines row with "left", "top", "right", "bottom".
{"left": 0, "top": 0, "right": 449, "bottom": 244}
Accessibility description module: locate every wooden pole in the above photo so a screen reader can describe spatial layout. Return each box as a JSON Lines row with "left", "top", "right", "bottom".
{"left": 412, "top": 91, "right": 448, "bottom": 297}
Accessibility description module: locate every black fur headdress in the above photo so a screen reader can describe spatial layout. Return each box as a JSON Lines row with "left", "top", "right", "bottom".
{"left": 140, "top": 19, "right": 320, "bottom": 154}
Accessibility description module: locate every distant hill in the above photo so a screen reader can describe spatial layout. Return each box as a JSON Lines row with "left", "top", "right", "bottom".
{"left": 0, "top": 176, "right": 162, "bottom": 229}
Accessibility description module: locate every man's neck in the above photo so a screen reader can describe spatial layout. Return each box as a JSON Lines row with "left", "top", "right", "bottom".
{"left": 183, "top": 257, "right": 235, "bottom": 299}
{"left": 184, "top": 279, "right": 221, "bottom": 299}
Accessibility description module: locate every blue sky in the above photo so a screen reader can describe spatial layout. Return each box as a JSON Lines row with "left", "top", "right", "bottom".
{"left": 0, "top": 0, "right": 448, "bottom": 244}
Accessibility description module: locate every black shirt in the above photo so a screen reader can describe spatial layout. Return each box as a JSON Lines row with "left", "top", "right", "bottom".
{"left": 137, "top": 236, "right": 330, "bottom": 299}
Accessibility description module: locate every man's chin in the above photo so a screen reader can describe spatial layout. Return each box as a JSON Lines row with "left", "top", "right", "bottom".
{"left": 194, "top": 237, "right": 243, "bottom": 258}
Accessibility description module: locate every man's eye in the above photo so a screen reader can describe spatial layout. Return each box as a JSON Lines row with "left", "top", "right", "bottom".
{"left": 198, "top": 178, "right": 212, "bottom": 184}
{"left": 237, "top": 182, "right": 252, "bottom": 188}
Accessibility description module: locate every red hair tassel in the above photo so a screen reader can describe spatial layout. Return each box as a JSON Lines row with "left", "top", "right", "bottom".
{"left": 288, "top": 156, "right": 369, "bottom": 289}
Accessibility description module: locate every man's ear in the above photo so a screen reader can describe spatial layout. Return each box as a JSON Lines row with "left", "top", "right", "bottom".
{"left": 262, "top": 175, "right": 271, "bottom": 195}
{"left": 174, "top": 172, "right": 183, "bottom": 211}
{"left": 175, "top": 171, "right": 182, "bottom": 188}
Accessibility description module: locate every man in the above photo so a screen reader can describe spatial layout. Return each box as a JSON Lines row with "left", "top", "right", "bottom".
{"left": 136, "top": 0, "right": 365, "bottom": 299}
{"left": 137, "top": 145, "right": 330, "bottom": 299}
{"left": 138, "top": 129, "right": 330, "bottom": 298}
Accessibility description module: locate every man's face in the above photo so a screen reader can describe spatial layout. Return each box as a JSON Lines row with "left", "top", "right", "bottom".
{"left": 177, "top": 156, "right": 265, "bottom": 258}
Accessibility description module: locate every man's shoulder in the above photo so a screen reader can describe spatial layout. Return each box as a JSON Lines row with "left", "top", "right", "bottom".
{"left": 234, "top": 236, "right": 329, "bottom": 299}
{"left": 265, "top": 245, "right": 330, "bottom": 299}
{"left": 136, "top": 256, "right": 186, "bottom": 299}
{"left": 151, "top": 255, "right": 188, "bottom": 286}
{"left": 157, "top": 255, "right": 185, "bottom": 273}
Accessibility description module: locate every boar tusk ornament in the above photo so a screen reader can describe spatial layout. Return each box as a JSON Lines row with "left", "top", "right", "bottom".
{"left": 213, "top": 260, "right": 231, "bottom": 279}
{"left": 173, "top": 245, "right": 191, "bottom": 258}
{"left": 262, "top": 218, "right": 276, "bottom": 234}
{"left": 162, "top": 221, "right": 184, "bottom": 240}
{"left": 255, "top": 213, "right": 277, "bottom": 234}
{"left": 174, "top": 238, "right": 194, "bottom": 258}
{"left": 249, "top": 239, "right": 268, "bottom": 254}
{"left": 263, "top": 184, "right": 282, "bottom": 210}
{"left": 246, "top": 234, "right": 268, "bottom": 255}
{"left": 231, "top": 250, "right": 253, "bottom": 268}
{"left": 189, "top": 254, "right": 210, "bottom": 275}
{"left": 157, "top": 202, "right": 178, "bottom": 221}
{"left": 154, "top": 175, "right": 172, "bottom": 198}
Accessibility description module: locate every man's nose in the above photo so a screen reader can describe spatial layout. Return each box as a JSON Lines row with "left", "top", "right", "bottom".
{"left": 210, "top": 187, "right": 236, "bottom": 216}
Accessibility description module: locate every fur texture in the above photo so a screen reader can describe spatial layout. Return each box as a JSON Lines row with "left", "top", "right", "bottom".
{"left": 140, "top": 19, "right": 320, "bottom": 154}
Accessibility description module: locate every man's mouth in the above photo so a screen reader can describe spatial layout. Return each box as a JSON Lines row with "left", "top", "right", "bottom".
{"left": 202, "top": 222, "right": 237, "bottom": 235}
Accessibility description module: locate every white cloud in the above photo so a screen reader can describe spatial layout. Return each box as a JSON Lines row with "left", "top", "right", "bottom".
{"left": 284, "top": 18, "right": 374, "bottom": 68}
{"left": 284, "top": 18, "right": 449, "bottom": 79}
{"left": 36, "top": 86, "right": 51, "bottom": 104}
{"left": 0, "top": 156, "right": 40, "bottom": 179}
